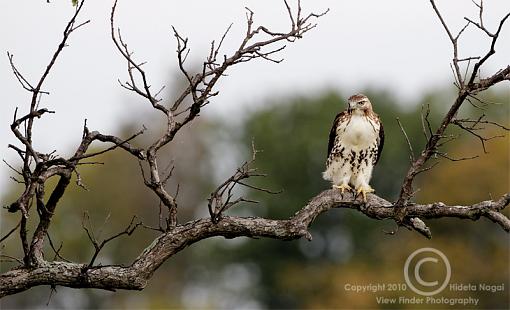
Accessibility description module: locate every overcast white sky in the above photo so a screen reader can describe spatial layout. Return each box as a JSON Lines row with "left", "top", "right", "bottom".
{"left": 1, "top": 0, "right": 509, "bottom": 195}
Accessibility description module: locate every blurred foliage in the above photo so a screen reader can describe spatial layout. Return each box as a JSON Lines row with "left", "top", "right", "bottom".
{"left": 211, "top": 89, "right": 509, "bottom": 309}
{"left": 0, "top": 88, "right": 508, "bottom": 309}
{"left": 0, "top": 118, "right": 215, "bottom": 309}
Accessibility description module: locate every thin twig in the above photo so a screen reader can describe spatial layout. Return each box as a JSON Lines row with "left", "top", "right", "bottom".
{"left": 396, "top": 118, "right": 415, "bottom": 162}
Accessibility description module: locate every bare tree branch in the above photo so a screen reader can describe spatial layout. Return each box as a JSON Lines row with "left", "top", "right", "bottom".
{"left": 82, "top": 213, "right": 142, "bottom": 268}
{"left": 395, "top": 0, "right": 510, "bottom": 222}
{"left": 1, "top": 0, "right": 508, "bottom": 301}
{"left": 0, "top": 221, "right": 21, "bottom": 244}
{"left": 4, "top": 1, "right": 148, "bottom": 268}
{"left": 208, "top": 142, "right": 280, "bottom": 223}
{"left": 1, "top": 190, "right": 508, "bottom": 297}
{"left": 396, "top": 118, "right": 415, "bottom": 162}
{"left": 109, "top": 0, "right": 328, "bottom": 231}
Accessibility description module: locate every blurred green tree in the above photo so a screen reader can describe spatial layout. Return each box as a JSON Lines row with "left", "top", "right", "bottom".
{"left": 0, "top": 117, "right": 215, "bottom": 309}
{"left": 205, "top": 89, "right": 509, "bottom": 309}
{"left": 1, "top": 89, "right": 508, "bottom": 309}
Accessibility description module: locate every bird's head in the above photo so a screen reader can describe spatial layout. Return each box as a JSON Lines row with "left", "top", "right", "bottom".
{"left": 347, "top": 94, "right": 372, "bottom": 114}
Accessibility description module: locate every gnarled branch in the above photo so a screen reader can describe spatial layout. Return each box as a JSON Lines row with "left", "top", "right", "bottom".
{"left": 2, "top": 0, "right": 508, "bottom": 301}
{"left": 1, "top": 190, "right": 508, "bottom": 297}
{"left": 395, "top": 0, "right": 510, "bottom": 219}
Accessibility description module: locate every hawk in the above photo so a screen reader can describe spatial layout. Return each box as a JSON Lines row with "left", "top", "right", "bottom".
{"left": 323, "top": 94, "right": 384, "bottom": 201}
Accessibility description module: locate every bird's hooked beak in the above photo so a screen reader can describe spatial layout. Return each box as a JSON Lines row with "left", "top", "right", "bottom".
{"left": 347, "top": 94, "right": 370, "bottom": 113}
{"left": 349, "top": 100, "right": 365, "bottom": 111}
{"left": 356, "top": 99, "right": 371, "bottom": 110}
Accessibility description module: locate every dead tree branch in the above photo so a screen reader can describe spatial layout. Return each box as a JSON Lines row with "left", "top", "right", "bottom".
{"left": 4, "top": 0, "right": 147, "bottom": 268}
{"left": 1, "top": 0, "right": 508, "bottom": 300}
{"left": 1, "top": 190, "right": 508, "bottom": 297}
{"left": 208, "top": 142, "right": 280, "bottom": 223}
{"left": 82, "top": 213, "right": 142, "bottom": 268}
{"left": 395, "top": 0, "right": 510, "bottom": 222}
{"left": 110, "top": 0, "right": 328, "bottom": 230}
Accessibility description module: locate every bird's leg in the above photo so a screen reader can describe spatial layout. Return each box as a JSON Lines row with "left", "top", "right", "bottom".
{"left": 355, "top": 185, "right": 374, "bottom": 202}
{"left": 333, "top": 183, "right": 352, "bottom": 194}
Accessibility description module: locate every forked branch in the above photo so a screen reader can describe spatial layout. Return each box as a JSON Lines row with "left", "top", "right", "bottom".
{"left": 1, "top": 0, "right": 508, "bottom": 300}
{"left": 395, "top": 0, "right": 510, "bottom": 220}
{"left": 1, "top": 190, "right": 508, "bottom": 297}
{"left": 110, "top": 0, "right": 328, "bottom": 230}
{"left": 208, "top": 142, "right": 281, "bottom": 223}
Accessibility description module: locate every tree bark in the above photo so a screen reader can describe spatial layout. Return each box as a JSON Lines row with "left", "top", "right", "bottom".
{"left": 2, "top": 190, "right": 508, "bottom": 298}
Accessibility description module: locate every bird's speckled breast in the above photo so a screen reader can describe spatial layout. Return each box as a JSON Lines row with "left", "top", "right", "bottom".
{"left": 337, "top": 114, "right": 378, "bottom": 149}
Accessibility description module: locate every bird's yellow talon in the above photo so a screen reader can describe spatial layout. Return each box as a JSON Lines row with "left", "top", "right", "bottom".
{"left": 333, "top": 184, "right": 352, "bottom": 194}
{"left": 356, "top": 186, "right": 374, "bottom": 201}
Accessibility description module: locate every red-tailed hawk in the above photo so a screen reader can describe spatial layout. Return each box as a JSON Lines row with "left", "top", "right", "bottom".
{"left": 323, "top": 94, "right": 384, "bottom": 201}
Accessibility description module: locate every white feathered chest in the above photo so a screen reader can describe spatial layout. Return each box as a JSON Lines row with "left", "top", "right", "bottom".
{"left": 322, "top": 94, "right": 384, "bottom": 200}
{"left": 337, "top": 114, "right": 380, "bottom": 150}
{"left": 323, "top": 110, "right": 383, "bottom": 188}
